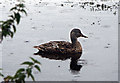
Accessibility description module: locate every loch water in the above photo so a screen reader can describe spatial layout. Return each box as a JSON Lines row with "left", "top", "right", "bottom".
{"left": 1, "top": 0, "right": 118, "bottom": 81}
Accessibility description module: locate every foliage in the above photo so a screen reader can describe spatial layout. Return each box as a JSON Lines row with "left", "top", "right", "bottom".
{"left": 4, "top": 57, "right": 41, "bottom": 83}
{"left": 0, "top": 68, "right": 4, "bottom": 77}
{"left": 0, "top": 1, "right": 41, "bottom": 83}
{"left": 0, "top": 2, "right": 27, "bottom": 42}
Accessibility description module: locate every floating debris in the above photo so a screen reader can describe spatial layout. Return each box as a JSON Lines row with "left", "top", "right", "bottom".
{"left": 71, "top": 5, "right": 74, "bottom": 7}
{"left": 108, "top": 43, "right": 110, "bottom": 45}
{"left": 89, "top": 2, "right": 94, "bottom": 5}
{"left": 104, "top": 46, "right": 109, "bottom": 48}
{"left": 113, "top": 11, "right": 116, "bottom": 15}
{"left": 78, "top": 2, "right": 117, "bottom": 12}
{"left": 32, "top": 26, "right": 36, "bottom": 29}
{"left": 91, "top": 22, "right": 95, "bottom": 25}
{"left": 10, "top": 53, "right": 14, "bottom": 55}
{"left": 98, "top": 21, "right": 101, "bottom": 25}
{"left": 24, "top": 41, "right": 30, "bottom": 43}
{"left": 104, "top": 43, "right": 111, "bottom": 48}
{"left": 61, "top": 4, "right": 64, "bottom": 6}
{"left": 35, "top": 4, "right": 38, "bottom": 5}
{"left": 93, "top": 22, "right": 95, "bottom": 25}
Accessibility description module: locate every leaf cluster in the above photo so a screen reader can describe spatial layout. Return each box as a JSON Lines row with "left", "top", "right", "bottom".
{"left": 4, "top": 57, "right": 41, "bottom": 83}
{"left": 0, "top": 3, "right": 27, "bottom": 42}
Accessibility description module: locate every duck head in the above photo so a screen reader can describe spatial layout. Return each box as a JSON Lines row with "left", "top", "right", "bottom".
{"left": 70, "top": 28, "right": 88, "bottom": 43}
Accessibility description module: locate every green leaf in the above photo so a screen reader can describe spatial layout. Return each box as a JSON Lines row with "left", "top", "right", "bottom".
{"left": 9, "top": 15, "right": 15, "bottom": 20}
{"left": 7, "top": 19, "right": 14, "bottom": 24}
{"left": 26, "top": 68, "right": 32, "bottom": 78}
{"left": 12, "top": 25, "right": 16, "bottom": 32}
{"left": 2, "top": 25, "right": 11, "bottom": 37}
{"left": 0, "top": 68, "right": 3, "bottom": 70}
{"left": 0, "top": 21, "right": 4, "bottom": 23}
{"left": 34, "top": 65, "right": 41, "bottom": 72}
{"left": 0, "top": 73, "right": 4, "bottom": 77}
{"left": 30, "top": 57, "right": 36, "bottom": 62}
{"left": 22, "top": 79, "right": 25, "bottom": 83}
{"left": 29, "top": 74, "right": 35, "bottom": 81}
{"left": 21, "top": 61, "right": 34, "bottom": 66}
{"left": 10, "top": 31, "right": 14, "bottom": 38}
{"left": 10, "top": 7, "right": 17, "bottom": 11}
{"left": 20, "top": 9, "right": 27, "bottom": 16}
{"left": 4, "top": 75, "right": 13, "bottom": 81}
{"left": 16, "top": 68, "right": 25, "bottom": 74}
{"left": 14, "top": 68, "right": 25, "bottom": 79}
{"left": 2, "top": 21, "right": 8, "bottom": 25}
{"left": 17, "top": 73, "right": 26, "bottom": 81}
{"left": 14, "top": 12, "right": 21, "bottom": 24}
{"left": 30, "top": 57, "right": 41, "bottom": 65}
{"left": 14, "top": 73, "right": 19, "bottom": 79}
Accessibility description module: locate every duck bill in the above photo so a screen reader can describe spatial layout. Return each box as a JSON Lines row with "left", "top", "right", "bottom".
{"left": 81, "top": 34, "right": 88, "bottom": 38}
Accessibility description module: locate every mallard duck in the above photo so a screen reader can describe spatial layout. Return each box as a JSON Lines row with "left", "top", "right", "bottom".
{"left": 34, "top": 28, "right": 88, "bottom": 59}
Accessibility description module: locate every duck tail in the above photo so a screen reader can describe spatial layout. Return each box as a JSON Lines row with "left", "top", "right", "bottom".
{"left": 34, "top": 52, "right": 39, "bottom": 55}
{"left": 33, "top": 46, "right": 39, "bottom": 49}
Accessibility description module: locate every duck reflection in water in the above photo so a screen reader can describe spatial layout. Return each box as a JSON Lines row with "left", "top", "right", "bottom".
{"left": 34, "top": 52, "right": 83, "bottom": 71}
{"left": 34, "top": 28, "right": 88, "bottom": 71}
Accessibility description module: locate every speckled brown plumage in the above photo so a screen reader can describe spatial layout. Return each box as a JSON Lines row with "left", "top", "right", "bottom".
{"left": 34, "top": 41, "right": 82, "bottom": 55}
{"left": 34, "top": 28, "right": 88, "bottom": 60}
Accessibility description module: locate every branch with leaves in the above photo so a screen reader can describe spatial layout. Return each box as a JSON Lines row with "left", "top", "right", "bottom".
{"left": 0, "top": 3, "right": 27, "bottom": 42}
{"left": 4, "top": 57, "right": 41, "bottom": 83}
{"left": 0, "top": 1, "right": 41, "bottom": 83}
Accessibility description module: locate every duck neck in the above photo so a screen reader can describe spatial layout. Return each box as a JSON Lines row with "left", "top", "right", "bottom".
{"left": 71, "top": 36, "right": 78, "bottom": 47}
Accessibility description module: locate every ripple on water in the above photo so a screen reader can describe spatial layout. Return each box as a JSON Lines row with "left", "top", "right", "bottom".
{"left": 101, "top": 25, "right": 111, "bottom": 28}
{"left": 78, "top": 59, "right": 88, "bottom": 65}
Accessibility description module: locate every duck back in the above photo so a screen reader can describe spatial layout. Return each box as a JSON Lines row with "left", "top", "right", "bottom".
{"left": 34, "top": 41, "right": 82, "bottom": 55}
